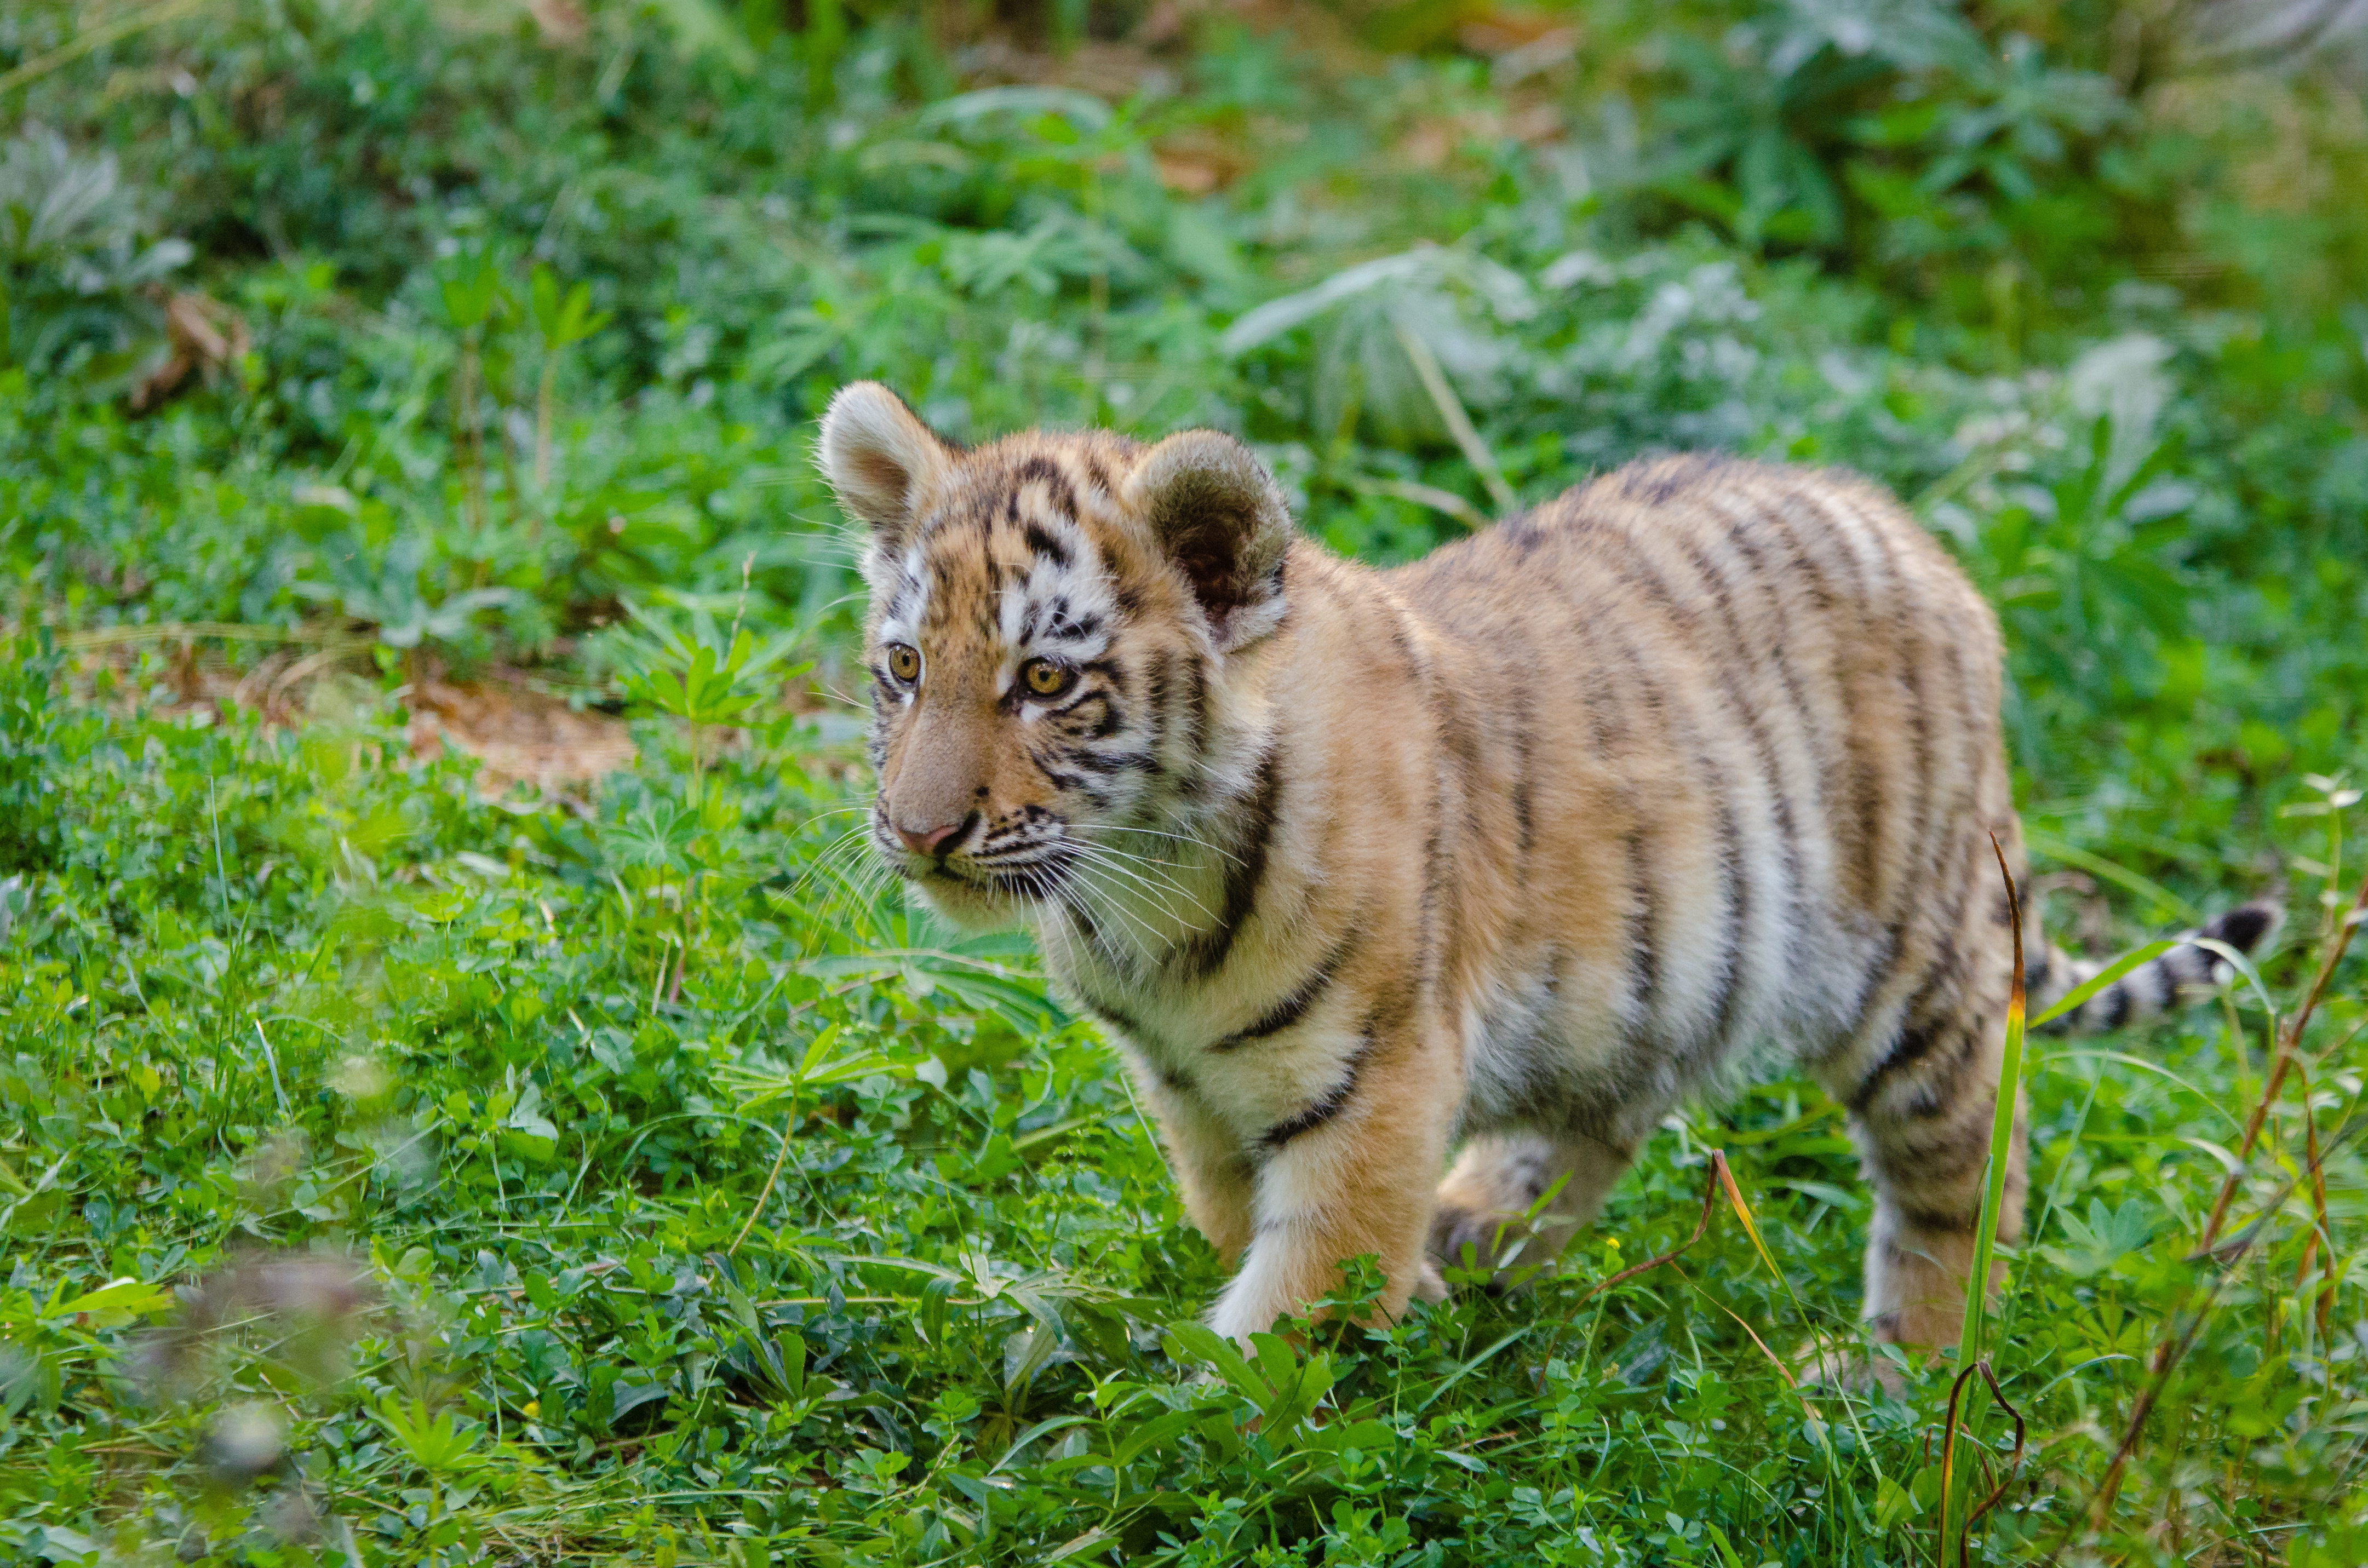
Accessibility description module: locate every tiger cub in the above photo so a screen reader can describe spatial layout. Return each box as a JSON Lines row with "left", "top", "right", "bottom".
{"left": 819, "top": 381, "right": 2278, "bottom": 1349}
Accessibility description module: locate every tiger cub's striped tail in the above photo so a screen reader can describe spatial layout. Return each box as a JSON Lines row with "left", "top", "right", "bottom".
{"left": 2031, "top": 900, "right": 2283, "bottom": 1034}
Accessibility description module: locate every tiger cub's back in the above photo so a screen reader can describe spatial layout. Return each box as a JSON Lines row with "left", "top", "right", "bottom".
{"left": 1393, "top": 453, "right": 2015, "bottom": 1090}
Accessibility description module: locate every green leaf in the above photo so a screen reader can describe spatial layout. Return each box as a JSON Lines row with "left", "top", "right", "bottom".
{"left": 2030, "top": 939, "right": 2178, "bottom": 1026}
{"left": 45, "top": 1277, "right": 175, "bottom": 1328}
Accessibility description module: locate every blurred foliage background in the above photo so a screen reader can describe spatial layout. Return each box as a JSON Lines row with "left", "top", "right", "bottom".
{"left": 3, "top": 0, "right": 2367, "bottom": 1564}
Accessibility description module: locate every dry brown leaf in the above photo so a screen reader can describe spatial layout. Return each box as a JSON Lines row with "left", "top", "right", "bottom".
{"left": 957, "top": 38, "right": 1175, "bottom": 100}
{"left": 1154, "top": 130, "right": 1245, "bottom": 193}
{"left": 525, "top": 0, "right": 588, "bottom": 45}
{"left": 1457, "top": 9, "right": 1573, "bottom": 54}
{"left": 405, "top": 674, "right": 634, "bottom": 795}
{"left": 130, "top": 290, "right": 250, "bottom": 411}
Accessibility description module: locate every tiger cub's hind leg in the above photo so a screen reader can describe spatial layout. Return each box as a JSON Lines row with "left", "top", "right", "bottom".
{"left": 1430, "top": 1130, "right": 1639, "bottom": 1290}
{"left": 1829, "top": 989, "right": 2027, "bottom": 1349}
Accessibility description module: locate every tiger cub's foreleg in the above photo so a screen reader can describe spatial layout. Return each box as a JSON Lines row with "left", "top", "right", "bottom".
{"left": 1203, "top": 1022, "right": 1461, "bottom": 1342}
{"left": 1135, "top": 1070, "right": 1259, "bottom": 1263}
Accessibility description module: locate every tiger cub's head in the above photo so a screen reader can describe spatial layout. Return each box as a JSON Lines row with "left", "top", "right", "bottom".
{"left": 818, "top": 382, "right": 1294, "bottom": 927}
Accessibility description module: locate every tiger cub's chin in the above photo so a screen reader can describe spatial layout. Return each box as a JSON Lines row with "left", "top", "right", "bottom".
{"left": 905, "top": 874, "right": 1021, "bottom": 931}
{"left": 823, "top": 379, "right": 2280, "bottom": 1350}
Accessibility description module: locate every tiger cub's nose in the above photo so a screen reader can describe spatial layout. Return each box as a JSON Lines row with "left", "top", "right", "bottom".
{"left": 895, "top": 815, "right": 973, "bottom": 857}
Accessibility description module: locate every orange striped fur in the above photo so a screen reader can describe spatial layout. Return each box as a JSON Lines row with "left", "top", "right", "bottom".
{"left": 819, "top": 382, "right": 2277, "bottom": 1348}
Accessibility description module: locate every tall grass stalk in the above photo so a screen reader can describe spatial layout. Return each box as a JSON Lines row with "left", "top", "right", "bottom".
{"left": 1957, "top": 837, "right": 2028, "bottom": 1368}
{"left": 1941, "top": 835, "right": 2028, "bottom": 1560}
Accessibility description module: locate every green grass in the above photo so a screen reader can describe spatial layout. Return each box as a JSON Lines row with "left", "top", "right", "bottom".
{"left": 5, "top": 1, "right": 2368, "bottom": 1564}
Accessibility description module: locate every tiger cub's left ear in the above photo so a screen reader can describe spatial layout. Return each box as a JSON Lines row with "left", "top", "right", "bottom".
{"left": 1127, "top": 430, "right": 1294, "bottom": 652}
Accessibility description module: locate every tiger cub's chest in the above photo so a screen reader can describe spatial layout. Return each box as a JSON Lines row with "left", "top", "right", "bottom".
{"left": 1047, "top": 938, "right": 1376, "bottom": 1141}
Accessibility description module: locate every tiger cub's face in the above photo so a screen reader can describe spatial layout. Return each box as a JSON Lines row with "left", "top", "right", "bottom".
{"left": 817, "top": 383, "right": 1293, "bottom": 928}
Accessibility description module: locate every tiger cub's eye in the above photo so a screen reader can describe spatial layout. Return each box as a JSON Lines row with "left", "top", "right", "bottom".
{"left": 886, "top": 644, "right": 921, "bottom": 684}
{"left": 1020, "top": 657, "right": 1073, "bottom": 698}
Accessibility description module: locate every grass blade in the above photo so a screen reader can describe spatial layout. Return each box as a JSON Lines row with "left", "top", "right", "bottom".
{"left": 1943, "top": 834, "right": 2028, "bottom": 1559}
{"left": 1958, "top": 835, "right": 2028, "bottom": 1370}
{"left": 2028, "top": 939, "right": 2175, "bottom": 1027}
{"left": 2022, "top": 830, "right": 2204, "bottom": 926}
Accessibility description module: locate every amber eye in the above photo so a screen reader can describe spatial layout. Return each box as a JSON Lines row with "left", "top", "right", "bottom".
{"left": 885, "top": 644, "right": 921, "bottom": 684}
{"left": 1020, "top": 657, "right": 1073, "bottom": 698}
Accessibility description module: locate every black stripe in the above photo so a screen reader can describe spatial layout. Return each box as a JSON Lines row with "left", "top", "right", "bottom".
{"left": 1848, "top": 846, "right": 1979, "bottom": 1110}
{"left": 2103, "top": 983, "right": 2131, "bottom": 1030}
{"left": 1706, "top": 797, "right": 1747, "bottom": 1059}
{"left": 1894, "top": 1201, "right": 1979, "bottom": 1235}
{"left": 1011, "top": 456, "right": 1079, "bottom": 520}
{"left": 2206, "top": 904, "right": 2274, "bottom": 952}
{"left": 1023, "top": 521, "right": 1071, "bottom": 568}
{"left": 1886, "top": 1110, "right": 1999, "bottom": 1175}
{"left": 1060, "top": 891, "right": 1137, "bottom": 974}
{"left": 1897, "top": 1018, "right": 1985, "bottom": 1119}
{"left": 1766, "top": 495, "right": 1881, "bottom": 911}
{"left": 1509, "top": 681, "right": 1536, "bottom": 868}
{"left": 1848, "top": 1018, "right": 1944, "bottom": 1115}
{"left": 1259, "top": 1037, "right": 1373, "bottom": 1150}
{"left": 1211, "top": 926, "right": 1360, "bottom": 1052}
{"left": 1845, "top": 502, "right": 1935, "bottom": 941}
{"left": 1178, "top": 651, "right": 1203, "bottom": 748}
{"left": 1067, "top": 748, "right": 1155, "bottom": 777}
{"left": 1550, "top": 572, "right": 1675, "bottom": 1047}
{"left": 1819, "top": 497, "right": 1913, "bottom": 933}
{"left": 1150, "top": 646, "right": 1183, "bottom": 778}
{"left": 1141, "top": 652, "right": 1170, "bottom": 755}
{"left": 1623, "top": 825, "right": 1658, "bottom": 1035}
{"left": 1709, "top": 514, "right": 1829, "bottom": 803}
{"left": 1675, "top": 525, "right": 1811, "bottom": 954}
{"left": 1177, "top": 655, "right": 1209, "bottom": 794}
{"left": 1177, "top": 748, "right": 1280, "bottom": 980}
{"left": 1419, "top": 820, "right": 1444, "bottom": 990}
{"left": 1576, "top": 522, "right": 1750, "bottom": 1058}
{"left": 1076, "top": 989, "right": 1173, "bottom": 1058}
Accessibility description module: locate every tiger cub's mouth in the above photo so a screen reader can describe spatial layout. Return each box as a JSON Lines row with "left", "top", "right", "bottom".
{"left": 895, "top": 838, "right": 1082, "bottom": 914}
{"left": 954, "top": 848, "right": 1080, "bottom": 900}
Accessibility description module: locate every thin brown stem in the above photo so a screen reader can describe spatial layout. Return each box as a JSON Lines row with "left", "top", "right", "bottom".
{"left": 536, "top": 358, "right": 557, "bottom": 491}
{"left": 1939, "top": 1358, "right": 2027, "bottom": 1568}
{"left": 1535, "top": 1150, "right": 1731, "bottom": 1375}
{"left": 730, "top": 1111, "right": 799, "bottom": 1256}
{"left": 2071, "top": 869, "right": 2367, "bottom": 1540}
{"left": 2292, "top": 1057, "right": 2337, "bottom": 1340}
{"left": 2199, "top": 869, "right": 2367, "bottom": 1249}
{"left": 455, "top": 329, "right": 486, "bottom": 532}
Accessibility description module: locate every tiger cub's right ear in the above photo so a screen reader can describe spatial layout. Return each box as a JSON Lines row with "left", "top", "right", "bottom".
{"left": 1128, "top": 429, "right": 1294, "bottom": 653}
{"left": 817, "top": 382, "right": 956, "bottom": 558}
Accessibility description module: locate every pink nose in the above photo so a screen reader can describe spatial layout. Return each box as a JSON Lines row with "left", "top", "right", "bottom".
{"left": 895, "top": 819, "right": 967, "bottom": 857}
